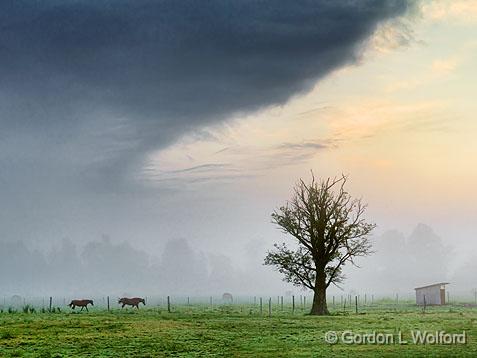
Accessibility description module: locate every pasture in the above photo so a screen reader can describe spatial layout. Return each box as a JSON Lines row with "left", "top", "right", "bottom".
{"left": 1, "top": 299, "right": 477, "bottom": 357}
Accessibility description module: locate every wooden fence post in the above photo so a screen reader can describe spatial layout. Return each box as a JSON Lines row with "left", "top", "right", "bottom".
{"left": 280, "top": 296, "right": 283, "bottom": 311}
{"left": 260, "top": 297, "right": 263, "bottom": 315}
{"left": 167, "top": 296, "right": 171, "bottom": 313}
{"left": 107, "top": 296, "right": 110, "bottom": 312}
{"left": 49, "top": 297, "right": 52, "bottom": 312}
{"left": 292, "top": 295, "right": 295, "bottom": 314}
{"left": 355, "top": 296, "right": 358, "bottom": 314}
{"left": 268, "top": 298, "right": 271, "bottom": 317}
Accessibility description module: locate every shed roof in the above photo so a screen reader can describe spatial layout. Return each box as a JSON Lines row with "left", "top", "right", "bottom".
{"left": 414, "top": 282, "right": 449, "bottom": 290}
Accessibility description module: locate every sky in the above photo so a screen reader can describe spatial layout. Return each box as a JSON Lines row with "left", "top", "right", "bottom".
{"left": 1, "top": 0, "right": 477, "bottom": 296}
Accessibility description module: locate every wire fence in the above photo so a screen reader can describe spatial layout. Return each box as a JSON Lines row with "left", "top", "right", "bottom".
{"left": 2, "top": 292, "right": 477, "bottom": 316}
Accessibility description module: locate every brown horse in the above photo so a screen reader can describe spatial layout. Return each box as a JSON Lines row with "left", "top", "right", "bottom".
{"left": 118, "top": 297, "right": 145, "bottom": 309}
{"left": 69, "top": 299, "right": 94, "bottom": 311}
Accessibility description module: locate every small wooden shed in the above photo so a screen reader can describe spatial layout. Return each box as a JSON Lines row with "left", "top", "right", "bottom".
{"left": 414, "top": 282, "right": 449, "bottom": 306}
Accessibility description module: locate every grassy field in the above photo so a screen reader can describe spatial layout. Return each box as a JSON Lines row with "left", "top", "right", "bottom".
{"left": 1, "top": 302, "right": 477, "bottom": 357}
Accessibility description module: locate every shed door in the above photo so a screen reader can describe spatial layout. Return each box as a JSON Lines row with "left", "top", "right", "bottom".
{"left": 440, "top": 288, "right": 445, "bottom": 305}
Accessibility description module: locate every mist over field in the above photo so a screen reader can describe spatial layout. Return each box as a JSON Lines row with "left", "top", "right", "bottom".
{"left": 1, "top": 0, "right": 477, "bottom": 306}
{"left": 3, "top": 1, "right": 477, "bottom": 356}
{"left": 1, "top": 223, "right": 473, "bottom": 299}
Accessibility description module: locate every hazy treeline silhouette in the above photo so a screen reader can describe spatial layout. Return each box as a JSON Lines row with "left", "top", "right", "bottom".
{"left": 1, "top": 223, "right": 475, "bottom": 298}
{"left": 342, "top": 223, "right": 473, "bottom": 296}
{"left": 0, "top": 236, "right": 280, "bottom": 297}
{"left": 0, "top": 237, "right": 150, "bottom": 296}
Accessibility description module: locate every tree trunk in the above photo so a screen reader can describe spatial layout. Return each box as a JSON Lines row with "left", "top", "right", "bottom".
{"left": 310, "top": 269, "right": 329, "bottom": 315}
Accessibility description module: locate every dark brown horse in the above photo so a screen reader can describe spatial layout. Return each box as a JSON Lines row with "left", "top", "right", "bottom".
{"left": 118, "top": 297, "right": 145, "bottom": 309}
{"left": 69, "top": 299, "right": 94, "bottom": 311}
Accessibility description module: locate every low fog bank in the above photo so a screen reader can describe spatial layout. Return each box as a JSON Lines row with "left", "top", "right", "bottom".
{"left": 0, "top": 236, "right": 287, "bottom": 297}
{"left": 1, "top": 223, "right": 476, "bottom": 299}
{"left": 339, "top": 223, "right": 474, "bottom": 298}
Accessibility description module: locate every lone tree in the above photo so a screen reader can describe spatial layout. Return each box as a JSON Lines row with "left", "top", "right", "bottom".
{"left": 264, "top": 174, "right": 375, "bottom": 315}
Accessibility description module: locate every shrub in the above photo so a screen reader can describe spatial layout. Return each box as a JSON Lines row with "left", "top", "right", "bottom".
{"left": 22, "top": 304, "right": 32, "bottom": 313}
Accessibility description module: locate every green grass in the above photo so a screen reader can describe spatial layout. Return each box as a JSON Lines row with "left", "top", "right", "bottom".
{"left": 1, "top": 303, "right": 476, "bottom": 357}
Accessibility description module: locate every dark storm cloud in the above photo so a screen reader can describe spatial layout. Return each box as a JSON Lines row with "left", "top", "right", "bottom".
{"left": 0, "top": 0, "right": 414, "bottom": 189}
